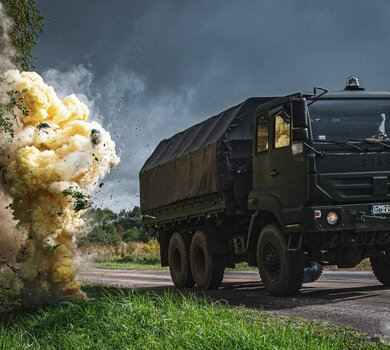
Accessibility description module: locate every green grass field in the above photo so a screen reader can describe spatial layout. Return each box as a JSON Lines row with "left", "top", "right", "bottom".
{"left": 95, "top": 261, "right": 256, "bottom": 271}
{"left": 0, "top": 274, "right": 19, "bottom": 315}
{"left": 95, "top": 261, "right": 169, "bottom": 270}
{"left": 96, "top": 260, "right": 373, "bottom": 272}
{"left": 0, "top": 285, "right": 385, "bottom": 350}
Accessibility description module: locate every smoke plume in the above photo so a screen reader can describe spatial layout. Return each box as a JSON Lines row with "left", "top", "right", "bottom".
{"left": 0, "top": 70, "right": 119, "bottom": 305}
{"left": 0, "top": 4, "right": 119, "bottom": 305}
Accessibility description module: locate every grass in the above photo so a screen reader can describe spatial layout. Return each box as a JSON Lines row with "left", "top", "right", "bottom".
{"left": 0, "top": 285, "right": 385, "bottom": 350}
{"left": 0, "top": 274, "right": 19, "bottom": 315}
{"left": 95, "top": 261, "right": 168, "bottom": 270}
{"left": 96, "top": 258, "right": 374, "bottom": 272}
{"left": 95, "top": 261, "right": 256, "bottom": 271}
{"left": 353, "top": 258, "right": 372, "bottom": 271}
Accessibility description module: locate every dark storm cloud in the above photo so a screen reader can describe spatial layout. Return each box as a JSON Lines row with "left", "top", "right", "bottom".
{"left": 34, "top": 0, "right": 390, "bottom": 210}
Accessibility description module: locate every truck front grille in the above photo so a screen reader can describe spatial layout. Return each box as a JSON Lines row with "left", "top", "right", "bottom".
{"left": 319, "top": 175, "right": 390, "bottom": 202}
{"left": 342, "top": 230, "right": 390, "bottom": 246}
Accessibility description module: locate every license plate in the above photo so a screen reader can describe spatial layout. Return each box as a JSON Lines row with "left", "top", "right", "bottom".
{"left": 371, "top": 204, "right": 390, "bottom": 215}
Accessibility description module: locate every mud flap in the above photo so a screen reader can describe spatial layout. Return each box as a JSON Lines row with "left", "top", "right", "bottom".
{"left": 205, "top": 220, "right": 229, "bottom": 256}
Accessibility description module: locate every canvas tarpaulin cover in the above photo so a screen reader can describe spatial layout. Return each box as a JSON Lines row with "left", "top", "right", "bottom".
{"left": 140, "top": 97, "right": 274, "bottom": 211}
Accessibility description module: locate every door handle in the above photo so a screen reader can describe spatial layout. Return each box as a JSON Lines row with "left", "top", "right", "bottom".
{"left": 270, "top": 169, "right": 279, "bottom": 177}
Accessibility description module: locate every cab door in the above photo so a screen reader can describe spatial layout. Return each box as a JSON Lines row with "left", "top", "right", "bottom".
{"left": 268, "top": 106, "right": 307, "bottom": 223}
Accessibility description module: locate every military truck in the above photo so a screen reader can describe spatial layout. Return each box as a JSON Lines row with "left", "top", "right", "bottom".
{"left": 140, "top": 77, "right": 390, "bottom": 296}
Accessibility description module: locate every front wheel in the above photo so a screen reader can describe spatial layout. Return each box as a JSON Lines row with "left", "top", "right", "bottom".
{"left": 370, "top": 246, "right": 390, "bottom": 286}
{"left": 257, "top": 224, "right": 304, "bottom": 296}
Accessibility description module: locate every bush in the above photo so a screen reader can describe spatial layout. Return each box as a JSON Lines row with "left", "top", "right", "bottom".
{"left": 81, "top": 223, "right": 121, "bottom": 246}
{"left": 115, "top": 240, "right": 160, "bottom": 264}
{"left": 77, "top": 241, "right": 161, "bottom": 265}
{"left": 77, "top": 206, "right": 152, "bottom": 246}
{"left": 122, "top": 227, "right": 149, "bottom": 243}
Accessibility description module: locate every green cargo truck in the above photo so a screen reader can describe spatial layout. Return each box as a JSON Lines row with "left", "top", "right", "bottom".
{"left": 140, "top": 77, "right": 390, "bottom": 296}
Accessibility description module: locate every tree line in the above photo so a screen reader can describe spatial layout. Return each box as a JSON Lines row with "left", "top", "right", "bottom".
{"left": 78, "top": 206, "right": 150, "bottom": 246}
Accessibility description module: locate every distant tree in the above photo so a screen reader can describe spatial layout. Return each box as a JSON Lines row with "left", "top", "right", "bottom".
{"left": 83, "top": 222, "right": 121, "bottom": 246}
{"left": 1, "top": 0, "right": 44, "bottom": 70}
{"left": 123, "top": 227, "right": 148, "bottom": 243}
{"left": 78, "top": 206, "right": 150, "bottom": 246}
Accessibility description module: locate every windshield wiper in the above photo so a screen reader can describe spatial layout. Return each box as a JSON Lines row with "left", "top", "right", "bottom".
{"left": 315, "top": 139, "right": 366, "bottom": 152}
{"left": 349, "top": 138, "right": 390, "bottom": 151}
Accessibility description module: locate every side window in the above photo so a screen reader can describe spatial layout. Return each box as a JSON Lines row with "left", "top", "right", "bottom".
{"left": 274, "top": 112, "right": 291, "bottom": 149}
{"left": 256, "top": 117, "right": 268, "bottom": 153}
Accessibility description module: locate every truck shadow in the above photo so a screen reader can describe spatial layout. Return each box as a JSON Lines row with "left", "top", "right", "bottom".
{"left": 127, "top": 279, "right": 388, "bottom": 313}
{"left": 193, "top": 281, "right": 388, "bottom": 312}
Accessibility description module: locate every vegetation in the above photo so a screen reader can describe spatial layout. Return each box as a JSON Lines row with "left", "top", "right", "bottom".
{"left": 0, "top": 273, "right": 18, "bottom": 314}
{"left": 95, "top": 261, "right": 257, "bottom": 271}
{"left": 0, "top": 285, "right": 384, "bottom": 350}
{"left": 95, "top": 261, "right": 167, "bottom": 270}
{"left": 79, "top": 206, "right": 150, "bottom": 246}
{"left": 0, "top": 0, "right": 43, "bottom": 140}
{"left": 1, "top": 0, "right": 44, "bottom": 71}
{"left": 61, "top": 187, "right": 91, "bottom": 212}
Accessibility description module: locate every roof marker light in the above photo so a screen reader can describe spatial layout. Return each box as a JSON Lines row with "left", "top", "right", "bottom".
{"left": 344, "top": 76, "right": 364, "bottom": 91}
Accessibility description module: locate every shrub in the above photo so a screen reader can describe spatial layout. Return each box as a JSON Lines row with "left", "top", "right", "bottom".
{"left": 82, "top": 223, "right": 121, "bottom": 246}
{"left": 122, "top": 227, "right": 149, "bottom": 243}
{"left": 77, "top": 241, "right": 161, "bottom": 265}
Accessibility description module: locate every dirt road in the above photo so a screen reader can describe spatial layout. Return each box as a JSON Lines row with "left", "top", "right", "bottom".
{"left": 78, "top": 268, "right": 390, "bottom": 337}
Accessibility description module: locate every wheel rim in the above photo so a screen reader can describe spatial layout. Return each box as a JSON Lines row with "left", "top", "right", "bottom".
{"left": 172, "top": 247, "right": 182, "bottom": 273}
{"left": 195, "top": 246, "right": 206, "bottom": 275}
{"left": 263, "top": 241, "right": 281, "bottom": 281}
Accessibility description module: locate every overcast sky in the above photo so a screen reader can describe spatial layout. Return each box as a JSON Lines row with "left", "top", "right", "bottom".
{"left": 34, "top": 0, "right": 390, "bottom": 211}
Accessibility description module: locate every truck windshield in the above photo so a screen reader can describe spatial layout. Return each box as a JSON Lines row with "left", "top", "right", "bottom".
{"left": 309, "top": 99, "right": 390, "bottom": 142}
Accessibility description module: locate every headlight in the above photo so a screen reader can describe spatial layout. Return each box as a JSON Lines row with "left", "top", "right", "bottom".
{"left": 326, "top": 211, "right": 339, "bottom": 225}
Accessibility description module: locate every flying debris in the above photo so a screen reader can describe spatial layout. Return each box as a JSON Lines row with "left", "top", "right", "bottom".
{"left": 90, "top": 129, "right": 102, "bottom": 145}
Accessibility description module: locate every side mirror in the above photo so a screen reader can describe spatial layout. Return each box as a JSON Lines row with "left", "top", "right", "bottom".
{"left": 292, "top": 99, "right": 308, "bottom": 128}
{"left": 292, "top": 127, "right": 309, "bottom": 142}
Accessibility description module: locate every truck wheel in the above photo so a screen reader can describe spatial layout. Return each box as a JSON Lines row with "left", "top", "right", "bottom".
{"left": 190, "top": 230, "right": 225, "bottom": 290}
{"left": 168, "top": 232, "right": 195, "bottom": 288}
{"left": 257, "top": 224, "right": 304, "bottom": 296}
{"left": 370, "top": 247, "right": 390, "bottom": 286}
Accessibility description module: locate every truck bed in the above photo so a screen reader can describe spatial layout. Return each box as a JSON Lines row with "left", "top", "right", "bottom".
{"left": 140, "top": 97, "right": 276, "bottom": 216}
{"left": 143, "top": 192, "right": 228, "bottom": 227}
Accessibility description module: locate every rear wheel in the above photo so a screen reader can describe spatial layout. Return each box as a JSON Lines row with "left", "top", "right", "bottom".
{"left": 190, "top": 230, "right": 225, "bottom": 290}
{"left": 168, "top": 232, "right": 195, "bottom": 288}
{"left": 257, "top": 224, "right": 304, "bottom": 296}
{"left": 370, "top": 246, "right": 390, "bottom": 286}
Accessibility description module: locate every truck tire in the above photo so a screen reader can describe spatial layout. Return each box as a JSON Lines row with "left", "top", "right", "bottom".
{"left": 190, "top": 230, "right": 225, "bottom": 290}
{"left": 257, "top": 224, "right": 304, "bottom": 296}
{"left": 168, "top": 232, "right": 195, "bottom": 288}
{"left": 370, "top": 247, "right": 390, "bottom": 286}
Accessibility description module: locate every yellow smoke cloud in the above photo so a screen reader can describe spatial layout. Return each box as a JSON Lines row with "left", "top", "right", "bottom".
{"left": 2, "top": 70, "right": 119, "bottom": 304}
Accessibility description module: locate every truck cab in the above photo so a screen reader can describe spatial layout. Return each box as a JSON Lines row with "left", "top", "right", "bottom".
{"left": 248, "top": 78, "right": 390, "bottom": 294}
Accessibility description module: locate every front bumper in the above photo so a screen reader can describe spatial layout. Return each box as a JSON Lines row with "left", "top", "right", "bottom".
{"left": 302, "top": 203, "right": 390, "bottom": 233}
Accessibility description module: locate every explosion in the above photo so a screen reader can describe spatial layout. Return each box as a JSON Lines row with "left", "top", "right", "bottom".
{"left": 0, "top": 70, "right": 119, "bottom": 305}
